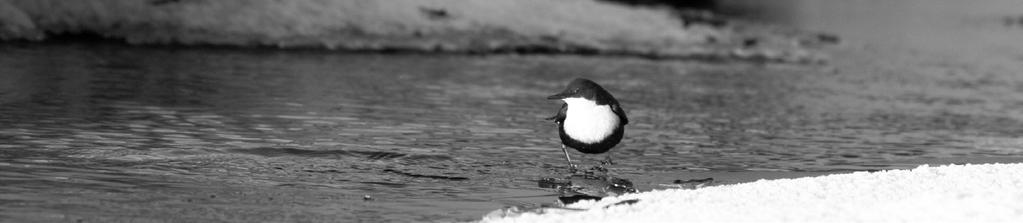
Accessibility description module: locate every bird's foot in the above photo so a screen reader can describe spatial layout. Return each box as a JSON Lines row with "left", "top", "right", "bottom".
{"left": 568, "top": 164, "right": 579, "bottom": 172}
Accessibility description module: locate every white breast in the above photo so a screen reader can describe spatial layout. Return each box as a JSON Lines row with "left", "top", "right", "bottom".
{"left": 561, "top": 97, "right": 620, "bottom": 144}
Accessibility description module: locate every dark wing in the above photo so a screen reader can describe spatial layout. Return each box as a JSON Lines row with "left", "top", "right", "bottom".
{"left": 611, "top": 103, "right": 628, "bottom": 125}
{"left": 546, "top": 103, "right": 567, "bottom": 124}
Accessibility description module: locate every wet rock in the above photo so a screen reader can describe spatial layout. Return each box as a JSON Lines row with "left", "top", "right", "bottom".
{"left": 742, "top": 37, "right": 759, "bottom": 47}
{"left": 419, "top": 7, "right": 452, "bottom": 20}
{"left": 555, "top": 195, "right": 604, "bottom": 205}
{"left": 604, "top": 199, "right": 640, "bottom": 209}
{"left": 149, "top": 0, "right": 180, "bottom": 6}
{"left": 538, "top": 167, "right": 637, "bottom": 204}
{"left": 797, "top": 33, "right": 841, "bottom": 46}
{"left": 814, "top": 33, "right": 840, "bottom": 44}
{"left": 677, "top": 10, "right": 728, "bottom": 27}
{"left": 668, "top": 177, "right": 715, "bottom": 189}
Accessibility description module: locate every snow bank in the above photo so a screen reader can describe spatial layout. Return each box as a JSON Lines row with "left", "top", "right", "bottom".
{"left": 482, "top": 163, "right": 1023, "bottom": 222}
{"left": 0, "top": 0, "right": 725, "bottom": 54}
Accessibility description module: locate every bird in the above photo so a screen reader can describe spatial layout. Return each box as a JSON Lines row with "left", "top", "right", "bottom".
{"left": 546, "top": 78, "right": 628, "bottom": 169}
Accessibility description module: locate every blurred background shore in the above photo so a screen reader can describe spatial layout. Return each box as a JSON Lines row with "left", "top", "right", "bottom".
{"left": 0, "top": 0, "right": 823, "bottom": 61}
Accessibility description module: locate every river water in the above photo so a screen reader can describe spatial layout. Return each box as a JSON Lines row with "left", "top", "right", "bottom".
{"left": 4, "top": 1, "right": 1023, "bottom": 222}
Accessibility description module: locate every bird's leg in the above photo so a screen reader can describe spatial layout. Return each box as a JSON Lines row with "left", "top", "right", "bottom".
{"left": 600, "top": 153, "right": 615, "bottom": 166}
{"left": 561, "top": 145, "right": 577, "bottom": 170}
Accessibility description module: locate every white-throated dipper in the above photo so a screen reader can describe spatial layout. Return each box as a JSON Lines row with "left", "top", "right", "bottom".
{"left": 546, "top": 78, "right": 628, "bottom": 169}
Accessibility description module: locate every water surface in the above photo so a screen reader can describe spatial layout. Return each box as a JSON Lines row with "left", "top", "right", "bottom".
{"left": 4, "top": 2, "right": 1023, "bottom": 219}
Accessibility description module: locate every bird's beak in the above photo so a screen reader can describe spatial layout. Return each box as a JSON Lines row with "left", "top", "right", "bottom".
{"left": 547, "top": 91, "right": 572, "bottom": 100}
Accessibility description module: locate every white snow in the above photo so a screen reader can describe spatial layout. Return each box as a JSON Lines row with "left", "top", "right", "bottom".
{"left": 482, "top": 163, "right": 1023, "bottom": 222}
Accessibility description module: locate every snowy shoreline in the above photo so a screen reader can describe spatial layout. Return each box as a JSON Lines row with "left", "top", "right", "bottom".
{"left": 482, "top": 163, "right": 1023, "bottom": 222}
{"left": 0, "top": 0, "right": 707, "bottom": 51}
{"left": 0, "top": 0, "right": 821, "bottom": 62}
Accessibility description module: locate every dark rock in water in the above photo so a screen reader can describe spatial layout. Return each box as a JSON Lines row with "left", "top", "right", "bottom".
{"left": 814, "top": 33, "right": 841, "bottom": 44}
{"left": 557, "top": 195, "right": 604, "bottom": 205}
{"left": 538, "top": 168, "right": 637, "bottom": 204}
{"left": 419, "top": 7, "right": 453, "bottom": 20}
{"left": 672, "top": 177, "right": 715, "bottom": 189}
{"left": 149, "top": 0, "right": 182, "bottom": 6}
{"left": 797, "top": 33, "right": 841, "bottom": 46}
{"left": 604, "top": 199, "right": 640, "bottom": 209}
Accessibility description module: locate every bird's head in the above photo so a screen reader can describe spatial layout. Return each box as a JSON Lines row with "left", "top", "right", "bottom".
{"left": 547, "top": 78, "right": 615, "bottom": 105}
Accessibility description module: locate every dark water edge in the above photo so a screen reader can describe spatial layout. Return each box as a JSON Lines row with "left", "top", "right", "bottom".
{"left": 3, "top": 34, "right": 1023, "bottom": 222}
